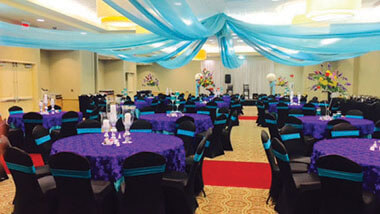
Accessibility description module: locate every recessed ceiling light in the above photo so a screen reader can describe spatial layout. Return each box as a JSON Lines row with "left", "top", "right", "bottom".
{"left": 237, "top": 39, "right": 243, "bottom": 42}
{"left": 174, "top": 2, "right": 182, "bottom": 6}
{"left": 80, "top": 32, "right": 87, "bottom": 35}
{"left": 36, "top": 18, "right": 45, "bottom": 22}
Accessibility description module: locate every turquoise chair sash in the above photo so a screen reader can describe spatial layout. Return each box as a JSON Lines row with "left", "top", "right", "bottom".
{"left": 281, "top": 133, "right": 301, "bottom": 141}
{"left": 23, "top": 119, "right": 42, "bottom": 123}
{"left": 215, "top": 101, "right": 224, "bottom": 104}
{"left": 374, "top": 127, "right": 380, "bottom": 132}
{"left": 272, "top": 150, "right": 290, "bottom": 162}
{"left": 205, "top": 140, "right": 211, "bottom": 148}
{"left": 277, "top": 106, "right": 289, "bottom": 110}
{"left": 9, "top": 110, "right": 23, "bottom": 115}
{"left": 331, "top": 130, "right": 360, "bottom": 138}
{"left": 185, "top": 104, "right": 196, "bottom": 108}
{"left": 197, "top": 111, "right": 210, "bottom": 115}
{"left": 206, "top": 105, "right": 217, "bottom": 109}
{"left": 6, "top": 162, "right": 36, "bottom": 174}
{"left": 89, "top": 115, "right": 99, "bottom": 120}
{"left": 317, "top": 168, "right": 363, "bottom": 182}
{"left": 86, "top": 109, "right": 93, "bottom": 113}
{"left": 285, "top": 123, "right": 303, "bottom": 129}
{"left": 62, "top": 117, "right": 79, "bottom": 123}
{"left": 345, "top": 115, "right": 364, "bottom": 119}
{"left": 231, "top": 104, "right": 241, "bottom": 108}
{"left": 288, "top": 114, "right": 304, "bottom": 117}
{"left": 35, "top": 135, "right": 51, "bottom": 145}
{"left": 302, "top": 107, "right": 315, "bottom": 110}
{"left": 231, "top": 116, "right": 237, "bottom": 121}
{"left": 263, "top": 139, "right": 271, "bottom": 150}
{"left": 177, "top": 129, "right": 195, "bottom": 137}
{"left": 140, "top": 111, "right": 155, "bottom": 116}
{"left": 257, "top": 105, "right": 265, "bottom": 109}
{"left": 265, "top": 119, "right": 277, "bottom": 125}
{"left": 51, "top": 168, "right": 91, "bottom": 179}
{"left": 214, "top": 119, "right": 226, "bottom": 125}
{"left": 77, "top": 128, "right": 101, "bottom": 134}
{"left": 130, "top": 129, "right": 152, "bottom": 133}
{"left": 123, "top": 164, "right": 166, "bottom": 177}
{"left": 193, "top": 151, "right": 204, "bottom": 162}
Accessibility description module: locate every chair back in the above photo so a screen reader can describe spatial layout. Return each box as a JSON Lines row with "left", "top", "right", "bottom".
{"left": 8, "top": 106, "right": 23, "bottom": 115}
{"left": 302, "top": 103, "right": 316, "bottom": 116}
{"left": 116, "top": 118, "right": 125, "bottom": 132}
{"left": 206, "top": 101, "right": 218, "bottom": 122}
{"left": 288, "top": 109, "right": 304, "bottom": 117}
{"left": 176, "top": 120, "right": 196, "bottom": 156}
{"left": 48, "top": 105, "right": 62, "bottom": 112}
{"left": 316, "top": 155, "right": 364, "bottom": 214}
{"left": 76, "top": 120, "right": 101, "bottom": 135}
{"left": 175, "top": 116, "right": 195, "bottom": 127}
{"left": 121, "top": 152, "right": 166, "bottom": 214}
{"left": 265, "top": 113, "right": 280, "bottom": 139}
{"left": 346, "top": 109, "right": 364, "bottom": 119}
{"left": 23, "top": 112, "right": 43, "bottom": 152}
{"left": 277, "top": 103, "right": 289, "bottom": 128}
{"left": 205, "top": 115, "right": 226, "bottom": 158}
{"left": 261, "top": 130, "right": 277, "bottom": 171}
{"left": 326, "top": 119, "right": 350, "bottom": 138}
{"left": 4, "top": 147, "right": 47, "bottom": 214}
{"left": 330, "top": 123, "right": 360, "bottom": 139}
{"left": 196, "top": 107, "right": 211, "bottom": 116}
{"left": 256, "top": 101, "right": 266, "bottom": 125}
{"left": 184, "top": 101, "right": 196, "bottom": 113}
{"left": 59, "top": 111, "right": 80, "bottom": 139}
{"left": 7, "top": 128, "right": 25, "bottom": 148}
{"left": 130, "top": 119, "right": 152, "bottom": 133}
{"left": 32, "top": 125, "right": 52, "bottom": 164}
{"left": 280, "top": 125, "right": 307, "bottom": 157}
{"left": 373, "top": 120, "right": 380, "bottom": 139}
{"left": 49, "top": 152, "right": 97, "bottom": 214}
{"left": 284, "top": 116, "right": 304, "bottom": 131}
{"left": 139, "top": 106, "right": 155, "bottom": 118}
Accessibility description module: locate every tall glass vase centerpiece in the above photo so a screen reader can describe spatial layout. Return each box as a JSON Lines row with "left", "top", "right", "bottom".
{"left": 196, "top": 68, "right": 215, "bottom": 96}
{"left": 308, "top": 63, "right": 351, "bottom": 118}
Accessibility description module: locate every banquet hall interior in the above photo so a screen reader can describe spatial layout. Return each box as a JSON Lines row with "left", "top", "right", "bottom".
{"left": 2, "top": 0, "right": 380, "bottom": 213}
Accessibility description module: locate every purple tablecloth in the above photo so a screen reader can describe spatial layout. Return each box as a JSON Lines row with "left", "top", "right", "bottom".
{"left": 310, "top": 138, "right": 380, "bottom": 197}
{"left": 8, "top": 111, "right": 83, "bottom": 131}
{"left": 195, "top": 101, "right": 229, "bottom": 109}
{"left": 145, "top": 97, "right": 155, "bottom": 105}
{"left": 134, "top": 101, "right": 150, "bottom": 109}
{"left": 268, "top": 103, "right": 304, "bottom": 113}
{"left": 299, "top": 116, "right": 374, "bottom": 139}
{"left": 51, "top": 132, "right": 186, "bottom": 181}
{"left": 140, "top": 113, "right": 213, "bottom": 134}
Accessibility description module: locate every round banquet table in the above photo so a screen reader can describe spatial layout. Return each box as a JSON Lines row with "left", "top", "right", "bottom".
{"left": 51, "top": 132, "right": 186, "bottom": 181}
{"left": 299, "top": 116, "right": 374, "bottom": 139}
{"left": 195, "top": 101, "right": 229, "bottom": 109}
{"left": 8, "top": 111, "right": 83, "bottom": 131}
{"left": 268, "top": 103, "right": 304, "bottom": 113}
{"left": 310, "top": 138, "right": 380, "bottom": 198}
{"left": 134, "top": 100, "right": 150, "bottom": 109}
{"left": 140, "top": 113, "right": 213, "bottom": 134}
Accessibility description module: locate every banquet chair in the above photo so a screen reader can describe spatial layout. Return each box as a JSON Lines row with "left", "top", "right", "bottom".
{"left": 179, "top": 98, "right": 186, "bottom": 112}
{"left": 330, "top": 123, "right": 360, "bottom": 139}
{"left": 302, "top": 103, "right": 316, "bottom": 116}
{"left": 130, "top": 119, "right": 153, "bottom": 133}
{"left": 288, "top": 109, "right": 304, "bottom": 117}
{"left": 316, "top": 155, "right": 376, "bottom": 214}
{"left": 300, "top": 96, "right": 307, "bottom": 105}
{"left": 49, "top": 152, "right": 116, "bottom": 214}
{"left": 280, "top": 125, "right": 310, "bottom": 160}
{"left": 8, "top": 105, "right": 24, "bottom": 115}
{"left": 206, "top": 101, "right": 218, "bottom": 122}
{"left": 138, "top": 106, "right": 155, "bottom": 118}
{"left": 346, "top": 109, "right": 364, "bottom": 119}
{"left": 372, "top": 120, "right": 380, "bottom": 139}
{"left": 256, "top": 101, "right": 266, "bottom": 126}
{"left": 176, "top": 121, "right": 196, "bottom": 156}
{"left": 231, "top": 99, "right": 243, "bottom": 116}
{"left": 277, "top": 103, "right": 289, "bottom": 128}
{"left": 260, "top": 131, "right": 308, "bottom": 205}
{"left": 150, "top": 99, "right": 160, "bottom": 111}
{"left": 88, "top": 108, "right": 100, "bottom": 122}
{"left": 279, "top": 98, "right": 290, "bottom": 105}
{"left": 32, "top": 125, "right": 53, "bottom": 164}
{"left": 196, "top": 106, "right": 211, "bottom": 117}
{"left": 221, "top": 110, "right": 237, "bottom": 151}
{"left": 97, "top": 100, "right": 107, "bottom": 113}
{"left": 265, "top": 113, "right": 281, "bottom": 140}
{"left": 23, "top": 112, "right": 43, "bottom": 153}
{"left": 325, "top": 119, "right": 350, "bottom": 139}
{"left": 4, "top": 147, "right": 56, "bottom": 214}
{"left": 175, "top": 116, "right": 195, "bottom": 128}
{"left": 116, "top": 118, "right": 125, "bottom": 132}
{"left": 7, "top": 128, "right": 25, "bottom": 149}
{"left": 217, "top": 107, "right": 229, "bottom": 118}
{"left": 84, "top": 102, "right": 97, "bottom": 120}
{"left": 117, "top": 152, "right": 166, "bottom": 214}
{"left": 270, "top": 138, "right": 321, "bottom": 214}
{"left": 55, "top": 111, "right": 80, "bottom": 140}
{"left": 330, "top": 103, "right": 340, "bottom": 114}
{"left": 76, "top": 120, "right": 102, "bottom": 135}
{"left": 283, "top": 116, "right": 318, "bottom": 153}
{"left": 47, "top": 105, "right": 62, "bottom": 112}
{"left": 184, "top": 101, "right": 197, "bottom": 113}
{"left": 205, "top": 115, "right": 226, "bottom": 158}
{"left": 163, "top": 134, "right": 210, "bottom": 214}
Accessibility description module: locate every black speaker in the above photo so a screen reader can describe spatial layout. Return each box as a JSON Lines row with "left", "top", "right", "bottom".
{"left": 225, "top": 74, "right": 231, "bottom": 84}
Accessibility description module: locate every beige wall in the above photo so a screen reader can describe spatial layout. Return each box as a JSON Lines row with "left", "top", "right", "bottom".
{"left": 274, "top": 62, "right": 303, "bottom": 94}
{"left": 137, "top": 61, "right": 201, "bottom": 95}
{"left": 356, "top": 51, "right": 380, "bottom": 96}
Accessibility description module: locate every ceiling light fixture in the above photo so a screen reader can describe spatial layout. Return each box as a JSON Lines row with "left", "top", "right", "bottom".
{"left": 36, "top": 18, "right": 45, "bottom": 22}
{"left": 97, "top": 0, "right": 137, "bottom": 29}
{"left": 306, "top": 0, "right": 361, "bottom": 21}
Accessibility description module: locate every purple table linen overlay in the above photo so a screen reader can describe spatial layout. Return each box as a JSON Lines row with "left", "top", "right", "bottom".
{"left": 51, "top": 132, "right": 186, "bottom": 181}
{"left": 8, "top": 111, "right": 83, "bottom": 131}
{"left": 310, "top": 138, "right": 380, "bottom": 198}
{"left": 299, "top": 116, "right": 374, "bottom": 139}
{"left": 269, "top": 104, "right": 304, "bottom": 113}
{"left": 134, "top": 101, "right": 150, "bottom": 109}
{"left": 140, "top": 113, "right": 213, "bottom": 134}
{"left": 195, "top": 102, "right": 229, "bottom": 109}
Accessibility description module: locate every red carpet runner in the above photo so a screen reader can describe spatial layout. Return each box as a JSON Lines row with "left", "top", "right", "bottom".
{"left": 1, "top": 154, "right": 45, "bottom": 174}
{"left": 238, "top": 116, "right": 258, "bottom": 120}
{"left": 203, "top": 160, "right": 271, "bottom": 189}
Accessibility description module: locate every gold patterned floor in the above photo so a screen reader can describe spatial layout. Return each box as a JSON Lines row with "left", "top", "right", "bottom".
{"left": 0, "top": 107, "right": 276, "bottom": 214}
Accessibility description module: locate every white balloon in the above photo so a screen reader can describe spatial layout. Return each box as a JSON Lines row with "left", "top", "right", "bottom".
{"left": 266, "top": 73, "right": 276, "bottom": 82}
{"left": 195, "top": 73, "right": 203, "bottom": 80}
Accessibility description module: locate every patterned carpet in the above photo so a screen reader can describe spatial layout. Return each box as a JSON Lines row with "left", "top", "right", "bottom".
{"left": 0, "top": 106, "right": 277, "bottom": 214}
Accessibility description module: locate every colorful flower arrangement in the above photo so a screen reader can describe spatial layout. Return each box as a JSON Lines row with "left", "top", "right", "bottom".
{"left": 142, "top": 73, "right": 160, "bottom": 90}
{"left": 308, "top": 63, "right": 351, "bottom": 94}
{"left": 197, "top": 68, "right": 215, "bottom": 92}
{"left": 276, "top": 76, "right": 288, "bottom": 87}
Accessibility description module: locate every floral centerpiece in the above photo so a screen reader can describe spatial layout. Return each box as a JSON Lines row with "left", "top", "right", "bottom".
{"left": 276, "top": 76, "right": 288, "bottom": 87}
{"left": 142, "top": 73, "right": 159, "bottom": 90}
{"left": 197, "top": 68, "right": 215, "bottom": 94}
{"left": 308, "top": 63, "right": 350, "bottom": 94}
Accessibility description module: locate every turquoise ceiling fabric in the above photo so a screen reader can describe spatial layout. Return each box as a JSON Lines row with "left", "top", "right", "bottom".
{"left": 1, "top": 0, "right": 380, "bottom": 68}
